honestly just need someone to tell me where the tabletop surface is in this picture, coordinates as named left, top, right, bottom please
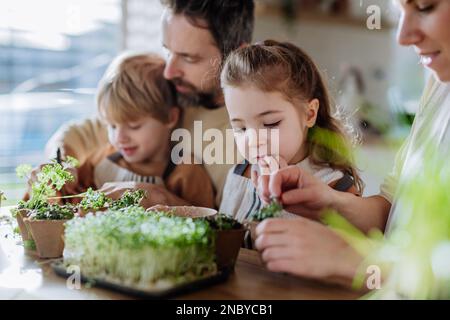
left=0, top=206, right=360, bottom=300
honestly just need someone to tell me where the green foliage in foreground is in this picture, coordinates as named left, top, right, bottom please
left=323, top=147, right=450, bottom=299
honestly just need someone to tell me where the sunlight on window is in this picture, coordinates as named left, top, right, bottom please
left=0, top=0, right=121, bottom=205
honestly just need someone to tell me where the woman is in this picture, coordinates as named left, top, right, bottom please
left=254, top=0, right=450, bottom=287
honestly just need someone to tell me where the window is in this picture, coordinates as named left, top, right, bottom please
left=0, top=0, right=122, bottom=205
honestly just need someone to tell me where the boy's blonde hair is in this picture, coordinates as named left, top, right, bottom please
left=97, top=52, right=177, bottom=124
left=221, top=40, right=363, bottom=194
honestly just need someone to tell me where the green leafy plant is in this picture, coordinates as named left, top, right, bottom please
left=16, top=157, right=79, bottom=211
left=110, top=189, right=146, bottom=210
left=64, top=206, right=216, bottom=285
left=324, top=146, right=450, bottom=299
left=79, top=188, right=146, bottom=212
left=28, top=203, right=77, bottom=220
left=250, top=200, right=283, bottom=222
left=79, top=188, right=112, bottom=211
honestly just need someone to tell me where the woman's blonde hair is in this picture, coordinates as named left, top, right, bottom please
left=221, top=40, right=363, bottom=193
left=97, top=52, right=177, bottom=124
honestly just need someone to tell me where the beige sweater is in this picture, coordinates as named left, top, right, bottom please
left=45, top=106, right=239, bottom=207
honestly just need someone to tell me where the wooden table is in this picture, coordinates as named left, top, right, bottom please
left=0, top=207, right=360, bottom=300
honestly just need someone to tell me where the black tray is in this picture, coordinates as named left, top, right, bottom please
left=51, top=259, right=230, bottom=299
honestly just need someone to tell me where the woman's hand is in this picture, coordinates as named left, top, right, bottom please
left=99, top=182, right=190, bottom=208
left=255, top=217, right=362, bottom=287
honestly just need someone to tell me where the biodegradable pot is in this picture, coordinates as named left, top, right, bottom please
left=15, top=209, right=32, bottom=242
left=148, top=205, right=217, bottom=219
left=215, top=227, right=246, bottom=271
left=24, top=219, right=67, bottom=258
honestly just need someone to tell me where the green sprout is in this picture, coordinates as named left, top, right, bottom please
left=23, top=239, right=36, bottom=250
left=16, top=158, right=79, bottom=212
left=16, top=164, right=33, bottom=179
left=64, top=207, right=216, bottom=285
left=250, top=200, right=283, bottom=222
left=28, top=203, right=76, bottom=220
left=79, top=188, right=112, bottom=211
left=324, top=145, right=450, bottom=299
left=79, top=188, right=146, bottom=212
left=110, top=189, right=146, bottom=210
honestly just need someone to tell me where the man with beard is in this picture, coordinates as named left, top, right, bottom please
left=44, top=0, right=254, bottom=207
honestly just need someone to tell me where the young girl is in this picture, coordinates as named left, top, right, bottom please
left=62, top=52, right=215, bottom=208
left=219, top=40, right=363, bottom=222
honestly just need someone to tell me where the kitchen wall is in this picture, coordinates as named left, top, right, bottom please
left=253, top=1, right=425, bottom=126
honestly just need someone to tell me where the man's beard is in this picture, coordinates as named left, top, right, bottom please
left=172, top=78, right=222, bottom=110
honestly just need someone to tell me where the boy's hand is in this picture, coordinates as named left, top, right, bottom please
left=99, top=182, right=189, bottom=208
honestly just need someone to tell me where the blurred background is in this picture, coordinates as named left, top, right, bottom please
left=0, top=0, right=427, bottom=205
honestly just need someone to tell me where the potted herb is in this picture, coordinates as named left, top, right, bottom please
left=110, top=189, right=146, bottom=210
left=245, top=200, right=283, bottom=249
left=77, top=188, right=112, bottom=216
left=206, top=214, right=246, bottom=271
left=24, top=204, right=76, bottom=258
left=13, top=157, right=79, bottom=258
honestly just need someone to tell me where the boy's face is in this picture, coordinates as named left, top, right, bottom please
left=224, top=85, right=319, bottom=167
left=162, top=10, right=223, bottom=107
left=107, top=116, right=172, bottom=164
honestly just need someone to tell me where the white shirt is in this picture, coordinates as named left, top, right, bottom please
left=380, top=77, right=450, bottom=230
left=220, top=157, right=344, bottom=223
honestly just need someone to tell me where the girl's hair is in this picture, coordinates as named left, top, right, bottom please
left=221, top=39, right=363, bottom=194
left=97, top=52, right=177, bottom=124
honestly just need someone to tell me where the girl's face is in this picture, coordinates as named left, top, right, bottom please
left=397, top=0, right=450, bottom=82
left=107, top=114, right=177, bottom=164
left=224, top=85, right=319, bottom=166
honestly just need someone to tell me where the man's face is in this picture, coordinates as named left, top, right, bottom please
left=162, top=10, right=223, bottom=107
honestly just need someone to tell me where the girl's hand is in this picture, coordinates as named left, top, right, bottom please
left=255, top=217, right=362, bottom=287
left=251, top=155, right=288, bottom=201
